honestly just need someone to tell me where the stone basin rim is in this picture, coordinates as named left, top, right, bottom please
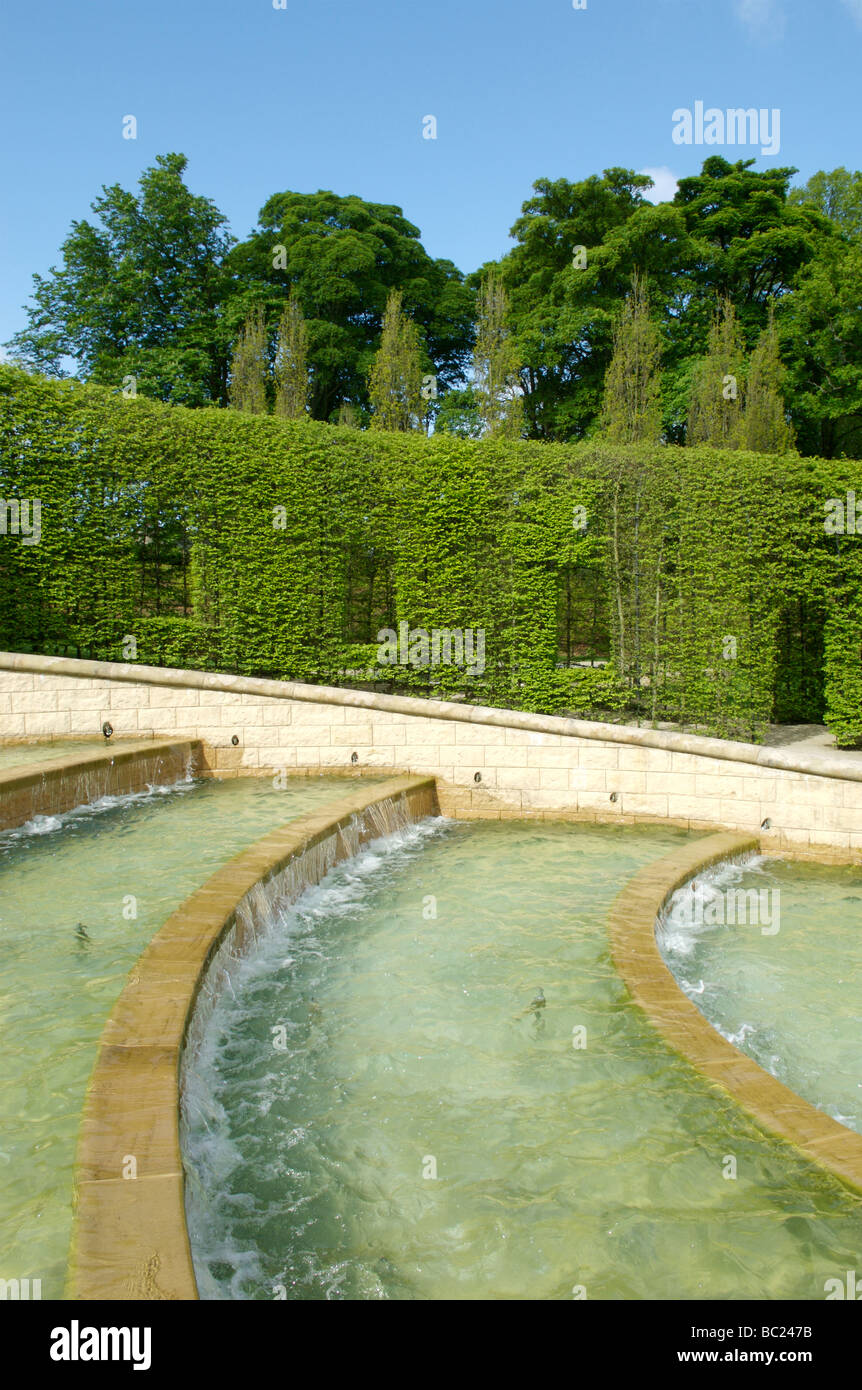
left=608, top=830, right=862, bottom=1197
left=67, top=774, right=439, bottom=1302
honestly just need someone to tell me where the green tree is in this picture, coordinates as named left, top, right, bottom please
left=229, top=307, right=268, bottom=414
left=495, top=168, right=660, bottom=440
left=273, top=296, right=309, bottom=419
left=672, top=158, right=829, bottom=320
left=662, top=157, right=830, bottom=442
left=780, top=237, right=862, bottom=457
left=573, top=193, right=701, bottom=444
left=473, top=269, right=522, bottom=438
left=687, top=298, right=747, bottom=446
left=367, top=289, right=424, bottom=431
left=228, top=191, right=474, bottom=421
left=432, top=386, right=483, bottom=438
left=600, top=273, right=663, bottom=443
left=493, top=159, right=829, bottom=446
left=789, top=168, right=862, bottom=240
left=5, top=154, right=234, bottom=405
left=740, top=303, right=795, bottom=453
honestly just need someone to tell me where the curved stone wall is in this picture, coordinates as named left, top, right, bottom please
left=58, top=777, right=862, bottom=1302
left=1, top=651, right=861, bottom=860
left=608, top=831, right=862, bottom=1195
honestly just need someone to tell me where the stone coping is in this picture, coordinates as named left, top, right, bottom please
left=67, top=774, right=439, bottom=1301
left=608, top=832, right=862, bottom=1196
left=0, top=739, right=202, bottom=832
left=3, top=650, right=862, bottom=784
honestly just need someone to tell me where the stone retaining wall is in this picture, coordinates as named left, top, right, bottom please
left=2, top=652, right=861, bottom=860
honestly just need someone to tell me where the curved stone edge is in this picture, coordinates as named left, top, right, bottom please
left=3, top=649, right=860, bottom=784
left=0, top=739, right=203, bottom=831
left=608, top=831, right=862, bottom=1196
left=66, top=774, right=440, bottom=1302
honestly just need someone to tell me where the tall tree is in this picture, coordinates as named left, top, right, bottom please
left=740, top=304, right=795, bottom=453
left=5, top=154, right=234, bottom=405
left=273, top=296, right=309, bottom=419
left=228, top=191, right=474, bottom=421
left=473, top=269, right=522, bottom=438
left=672, top=158, right=829, bottom=319
left=367, top=289, right=424, bottom=431
left=687, top=298, right=747, bottom=447
left=779, top=237, right=862, bottom=457
left=229, top=307, right=268, bottom=414
left=600, top=273, right=663, bottom=443
left=496, top=168, right=661, bottom=440
left=660, top=157, right=831, bottom=443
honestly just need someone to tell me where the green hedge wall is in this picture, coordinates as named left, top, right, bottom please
left=1, top=365, right=861, bottom=743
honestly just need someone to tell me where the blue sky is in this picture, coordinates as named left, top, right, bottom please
left=1, top=0, right=860, bottom=349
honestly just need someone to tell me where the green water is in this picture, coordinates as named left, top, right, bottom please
left=659, top=855, right=862, bottom=1135
left=0, top=772, right=371, bottom=1299
left=0, top=739, right=116, bottom=770
left=184, top=819, right=862, bottom=1302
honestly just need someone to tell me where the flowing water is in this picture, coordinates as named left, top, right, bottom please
left=183, top=820, right=862, bottom=1302
left=0, top=772, right=375, bottom=1298
left=659, top=854, right=862, bottom=1135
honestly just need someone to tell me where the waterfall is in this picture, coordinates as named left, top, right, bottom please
left=0, top=741, right=200, bottom=832
left=181, top=784, right=438, bottom=1095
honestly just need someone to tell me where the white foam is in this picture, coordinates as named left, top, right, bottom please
left=181, top=813, right=451, bottom=1296
left=1, top=775, right=196, bottom=846
left=657, top=853, right=765, bottom=959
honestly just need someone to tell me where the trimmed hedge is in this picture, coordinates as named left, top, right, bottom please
left=1, top=365, right=861, bottom=742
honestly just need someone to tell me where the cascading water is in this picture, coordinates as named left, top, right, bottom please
left=0, top=739, right=198, bottom=831
left=181, top=787, right=438, bottom=1073
left=181, top=818, right=862, bottom=1302
left=0, top=772, right=380, bottom=1298
left=3, top=772, right=196, bottom=842
left=657, top=853, right=862, bottom=1134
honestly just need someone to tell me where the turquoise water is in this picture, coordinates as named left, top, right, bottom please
left=184, top=819, right=862, bottom=1302
left=0, top=772, right=372, bottom=1299
left=659, top=854, right=862, bottom=1135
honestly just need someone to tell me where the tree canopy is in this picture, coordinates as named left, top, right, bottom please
left=227, top=190, right=474, bottom=421
left=6, top=152, right=862, bottom=455
left=7, top=153, right=234, bottom=406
